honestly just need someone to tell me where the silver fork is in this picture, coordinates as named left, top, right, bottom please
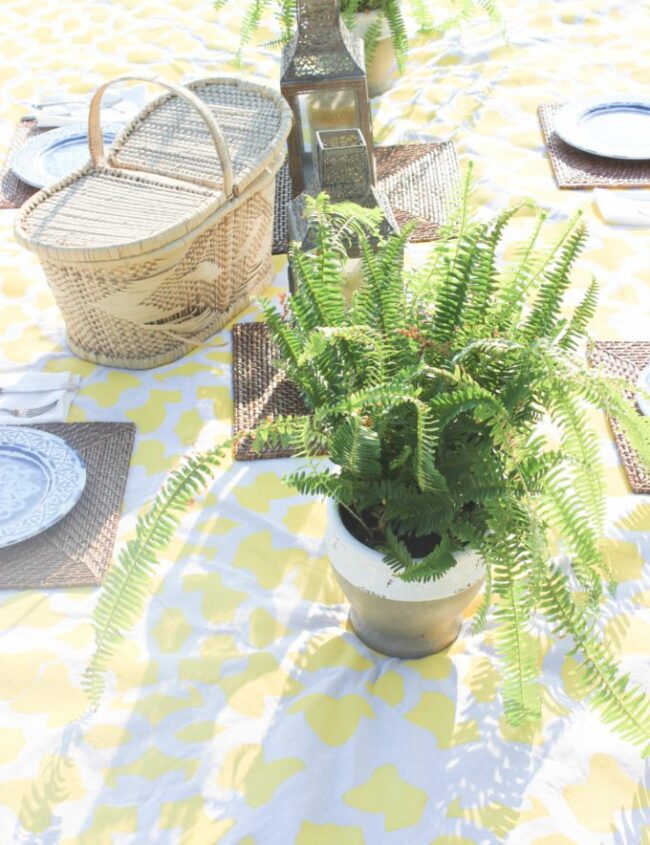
left=0, top=400, right=60, bottom=419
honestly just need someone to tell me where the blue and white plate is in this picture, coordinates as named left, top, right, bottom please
left=555, top=97, right=650, bottom=160
left=0, top=427, right=86, bottom=548
left=11, top=123, right=122, bottom=189
left=637, top=363, right=650, bottom=417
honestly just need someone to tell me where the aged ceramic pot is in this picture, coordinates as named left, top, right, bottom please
left=353, top=10, right=396, bottom=97
left=325, top=498, right=486, bottom=658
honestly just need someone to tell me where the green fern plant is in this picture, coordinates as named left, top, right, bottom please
left=85, top=181, right=649, bottom=754
left=82, top=444, right=228, bottom=707
left=214, top=0, right=501, bottom=72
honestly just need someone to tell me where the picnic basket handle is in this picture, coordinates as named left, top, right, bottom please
left=88, top=75, right=235, bottom=196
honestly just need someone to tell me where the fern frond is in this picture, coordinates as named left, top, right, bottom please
left=549, top=385, right=606, bottom=538
left=290, top=246, right=347, bottom=330
left=83, top=443, right=229, bottom=707
left=576, top=372, right=650, bottom=473
left=495, top=589, right=542, bottom=724
left=299, top=325, right=386, bottom=389
left=329, top=416, right=383, bottom=477
left=541, top=566, right=650, bottom=753
left=381, top=0, right=408, bottom=70
left=557, top=279, right=599, bottom=351
left=408, top=0, right=433, bottom=30
left=491, top=544, right=542, bottom=725
left=382, top=528, right=457, bottom=582
left=362, top=14, right=384, bottom=64
left=286, top=467, right=355, bottom=503
left=275, top=0, right=296, bottom=42
left=429, top=220, right=486, bottom=345
left=382, top=490, right=453, bottom=536
left=521, top=221, right=589, bottom=342
left=542, top=469, right=604, bottom=603
left=460, top=205, right=522, bottom=334
left=471, top=559, right=492, bottom=634
left=235, top=0, right=274, bottom=65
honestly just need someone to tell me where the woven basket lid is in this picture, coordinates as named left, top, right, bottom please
left=15, top=77, right=292, bottom=263
left=110, top=79, right=291, bottom=192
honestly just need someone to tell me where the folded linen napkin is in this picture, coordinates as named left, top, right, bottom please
left=594, top=189, right=650, bottom=227
left=0, top=372, right=80, bottom=424
left=29, top=86, right=146, bottom=129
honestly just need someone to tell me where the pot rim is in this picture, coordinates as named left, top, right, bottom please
left=325, top=498, right=486, bottom=603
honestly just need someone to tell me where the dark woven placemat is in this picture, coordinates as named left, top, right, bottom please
left=232, top=322, right=310, bottom=460
left=590, top=342, right=650, bottom=494
left=272, top=141, right=459, bottom=253
left=272, top=159, right=292, bottom=255
left=0, top=422, right=136, bottom=588
left=0, top=119, right=47, bottom=209
left=538, top=105, right=650, bottom=190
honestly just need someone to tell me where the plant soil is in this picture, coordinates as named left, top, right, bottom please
left=339, top=504, right=442, bottom=558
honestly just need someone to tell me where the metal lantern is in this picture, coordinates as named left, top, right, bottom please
left=287, top=128, right=398, bottom=292
left=280, top=0, right=375, bottom=196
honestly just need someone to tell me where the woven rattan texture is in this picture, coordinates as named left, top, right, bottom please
left=272, top=160, right=293, bottom=255
left=110, top=81, right=286, bottom=190
left=16, top=78, right=292, bottom=369
left=271, top=141, right=459, bottom=253
left=40, top=181, right=275, bottom=368
left=232, top=322, right=310, bottom=460
left=24, top=168, right=216, bottom=249
left=0, top=119, right=45, bottom=209
left=0, top=422, right=136, bottom=589
left=538, top=104, right=650, bottom=189
left=590, top=342, right=650, bottom=494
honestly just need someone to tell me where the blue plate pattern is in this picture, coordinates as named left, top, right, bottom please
left=11, top=123, right=122, bottom=189
left=0, top=427, right=86, bottom=548
left=555, top=97, right=650, bottom=160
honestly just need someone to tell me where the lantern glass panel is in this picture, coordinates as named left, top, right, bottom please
left=296, top=89, right=359, bottom=187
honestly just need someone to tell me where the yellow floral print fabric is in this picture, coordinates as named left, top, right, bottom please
left=0, top=0, right=648, bottom=842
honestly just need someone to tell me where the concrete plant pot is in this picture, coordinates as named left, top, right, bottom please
left=325, top=498, right=485, bottom=658
left=353, top=10, right=397, bottom=97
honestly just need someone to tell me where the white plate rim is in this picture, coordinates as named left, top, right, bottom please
left=11, top=122, right=122, bottom=189
left=555, top=96, right=650, bottom=160
left=0, top=426, right=86, bottom=548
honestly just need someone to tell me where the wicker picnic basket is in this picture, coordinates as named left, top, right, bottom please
left=15, top=76, right=293, bottom=369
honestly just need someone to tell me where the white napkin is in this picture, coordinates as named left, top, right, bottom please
left=30, top=86, right=146, bottom=129
left=0, top=373, right=80, bottom=425
left=594, top=189, right=650, bottom=227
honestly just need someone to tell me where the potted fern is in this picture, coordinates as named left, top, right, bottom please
left=216, top=0, right=501, bottom=96
left=345, top=0, right=501, bottom=95
left=85, top=186, right=650, bottom=752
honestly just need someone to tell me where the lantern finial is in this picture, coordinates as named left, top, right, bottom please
left=282, top=0, right=365, bottom=81
left=296, top=0, right=341, bottom=40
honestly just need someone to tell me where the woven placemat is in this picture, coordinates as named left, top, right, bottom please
left=272, top=159, right=292, bottom=255
left=590, top=342, right=650, bottom=494
left=0, top=422, right=136, bottom=588
left=538, top=105, right=650, bottom=190
left=232, top=322, right=310, bottom=460
left=272, top=141, right=459, bottom=254
left=0, top=119, right=47, bottom=209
